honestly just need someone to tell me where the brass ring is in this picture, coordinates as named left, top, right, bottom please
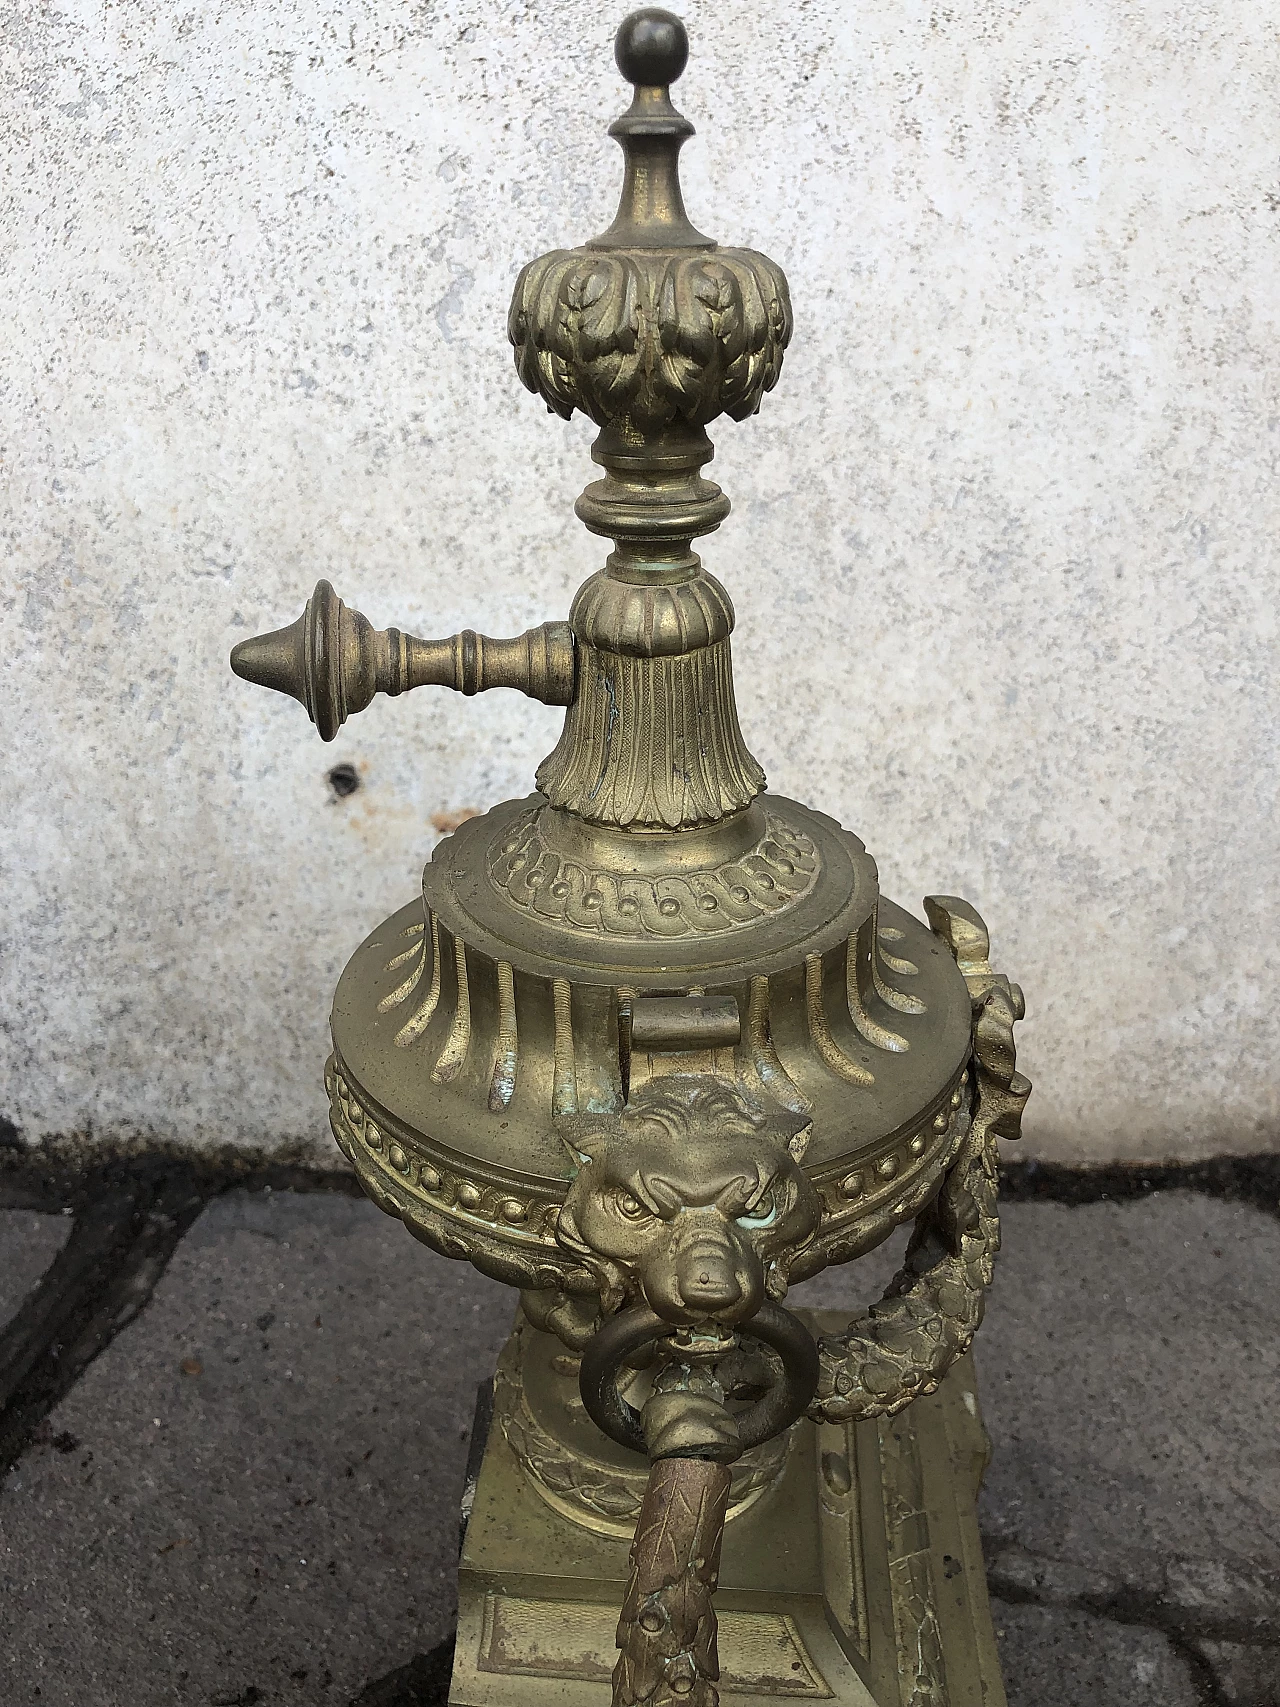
left=304, top=578, right=344, bottom=742
left=579, top=1302, right=820, bottom=1459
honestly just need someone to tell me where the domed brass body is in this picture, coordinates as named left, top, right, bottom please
left=328, top=803, right=974, bottom=1292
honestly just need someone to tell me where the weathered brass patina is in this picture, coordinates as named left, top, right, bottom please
left=232, top=11, right=1030, bottom=1706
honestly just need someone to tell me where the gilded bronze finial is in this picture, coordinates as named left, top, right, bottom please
left=594, top=8, right=708, bottom=250
left=231, top=12, right=1031, bottom=1707
left=510, top=8, right=790, bottom=564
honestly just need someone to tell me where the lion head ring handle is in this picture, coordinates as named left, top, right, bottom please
left=579, top=1300, right=820, bottom=1460
left=230, top=579, right=576, bottom=741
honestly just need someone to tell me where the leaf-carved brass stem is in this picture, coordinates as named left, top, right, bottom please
left=614, top=1454, right=732, bottom=1707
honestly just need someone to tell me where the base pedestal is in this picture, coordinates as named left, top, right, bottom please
left=451, top=1311, right=1005, bottom=1707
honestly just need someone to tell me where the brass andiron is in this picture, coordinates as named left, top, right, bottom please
left=232, top=12, right=1031, bottom=1706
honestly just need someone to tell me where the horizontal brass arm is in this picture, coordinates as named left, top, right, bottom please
left=229, top=579, right=575, bottom=741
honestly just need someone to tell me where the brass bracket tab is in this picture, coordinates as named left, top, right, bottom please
left=629, top=996, right=741, bottom=1052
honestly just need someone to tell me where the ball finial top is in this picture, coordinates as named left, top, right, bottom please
left=615, top=8, right=688, bottom=88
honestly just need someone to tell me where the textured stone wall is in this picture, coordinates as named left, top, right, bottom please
left=5, top=0, right=1278, bottom=1161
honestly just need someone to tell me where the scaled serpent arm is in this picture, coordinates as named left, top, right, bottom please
left=808, top=898, right=1031, bottom=1427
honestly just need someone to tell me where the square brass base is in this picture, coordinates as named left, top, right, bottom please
left=451, top=1311, right=1005, bottom=1707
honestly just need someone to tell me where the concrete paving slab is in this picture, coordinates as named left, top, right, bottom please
left=0, top=1210, right=71, bottom=1329
left=1188, top=1639, right=1280, bottom=1707
left=974, top=1193, right=1280, bottom=1579
left=1, top=1183, right=1277, bottom=1706
left=0, top=1188, right=514, bottom=1707
left=989, top=1602, right=1201, bottom=1706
